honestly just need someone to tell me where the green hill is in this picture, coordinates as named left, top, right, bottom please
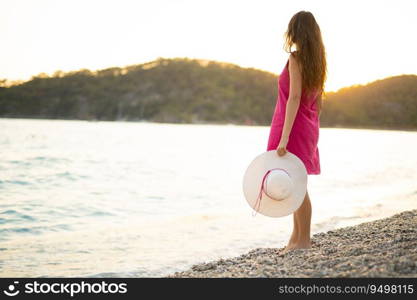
left=0, top=57, right=416, bottom=129
left=321, top=75, right=417, bottom=129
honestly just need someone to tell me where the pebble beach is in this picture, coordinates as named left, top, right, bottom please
left=168, top=209, right=417, bottom=278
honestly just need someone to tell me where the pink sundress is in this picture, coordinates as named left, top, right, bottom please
left=266, top=58, right=321, bottom=175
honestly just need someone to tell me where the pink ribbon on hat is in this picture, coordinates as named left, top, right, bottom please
left=252, top=167, right=291, bottom=217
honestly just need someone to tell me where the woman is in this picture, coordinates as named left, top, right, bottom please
left=266, top=11, right=327, bottom=253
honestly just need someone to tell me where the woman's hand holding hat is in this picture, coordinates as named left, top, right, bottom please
left=277, top=136, right=289, bottom=157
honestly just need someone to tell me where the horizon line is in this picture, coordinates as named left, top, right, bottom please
left=1, top=56, right=416, bottom=93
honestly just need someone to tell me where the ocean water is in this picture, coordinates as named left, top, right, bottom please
left=0, top=118, right=416, bottom=277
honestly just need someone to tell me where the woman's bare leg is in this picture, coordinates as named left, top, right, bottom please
left=283, top=190, right=312, bottom=252
left=288, top=211, right=300, bottom=244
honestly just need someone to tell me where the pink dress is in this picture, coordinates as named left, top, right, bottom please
left=266, top=58, right=321, bottom=175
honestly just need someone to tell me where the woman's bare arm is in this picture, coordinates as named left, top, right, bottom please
left=277, top=53, right=302, bottom=156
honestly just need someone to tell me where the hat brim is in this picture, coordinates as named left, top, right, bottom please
left=242, top=151, right=307, bottom=217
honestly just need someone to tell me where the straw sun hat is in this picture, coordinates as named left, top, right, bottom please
left=242, top=150, right=307, bottom=217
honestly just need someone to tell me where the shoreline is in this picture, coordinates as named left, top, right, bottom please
left=1, top=117, right=417, bottom=132
left=167, top=209, right=417, bottom=278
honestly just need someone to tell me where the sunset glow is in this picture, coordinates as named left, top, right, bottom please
left=1, top=0, right=416, bottom=91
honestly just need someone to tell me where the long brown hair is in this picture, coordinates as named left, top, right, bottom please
left=284, top=11, right=327, bottom=109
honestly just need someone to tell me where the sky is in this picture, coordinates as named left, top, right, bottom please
left=0, top=0, right=416, bottom=92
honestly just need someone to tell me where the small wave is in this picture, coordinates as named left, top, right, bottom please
left=6, top=156, right=70, bottom=166
left=55, top=171, right=77, bottom=180
left=0, top=227, right=32, bottom=234
left=54, top=171, right=89, bottom=181
left=89, top=211, right=115, bottom=217
left=1, top=209, right=19, bottom=215
left=313, top=215, right=362, bottom=232
left=87, top=268, right=150, bottom=278
left=32, top=156, right=48, bottom=161
left=0, top=209, right=37, bottom=222
left=31, top=156, right=71, bottom=163
left=1, top=180, right=31, bottom=185
left=0, top=223, right=72, bottom=240
left=7, top=160, right=25, bottom=164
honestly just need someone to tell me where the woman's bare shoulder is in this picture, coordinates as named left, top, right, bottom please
left=288, top=51, right=301, bottom=69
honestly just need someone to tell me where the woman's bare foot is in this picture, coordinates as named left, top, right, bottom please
left=278, top=191, right=313, bottom=255
left=280, top=241, right=312, bottom=254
